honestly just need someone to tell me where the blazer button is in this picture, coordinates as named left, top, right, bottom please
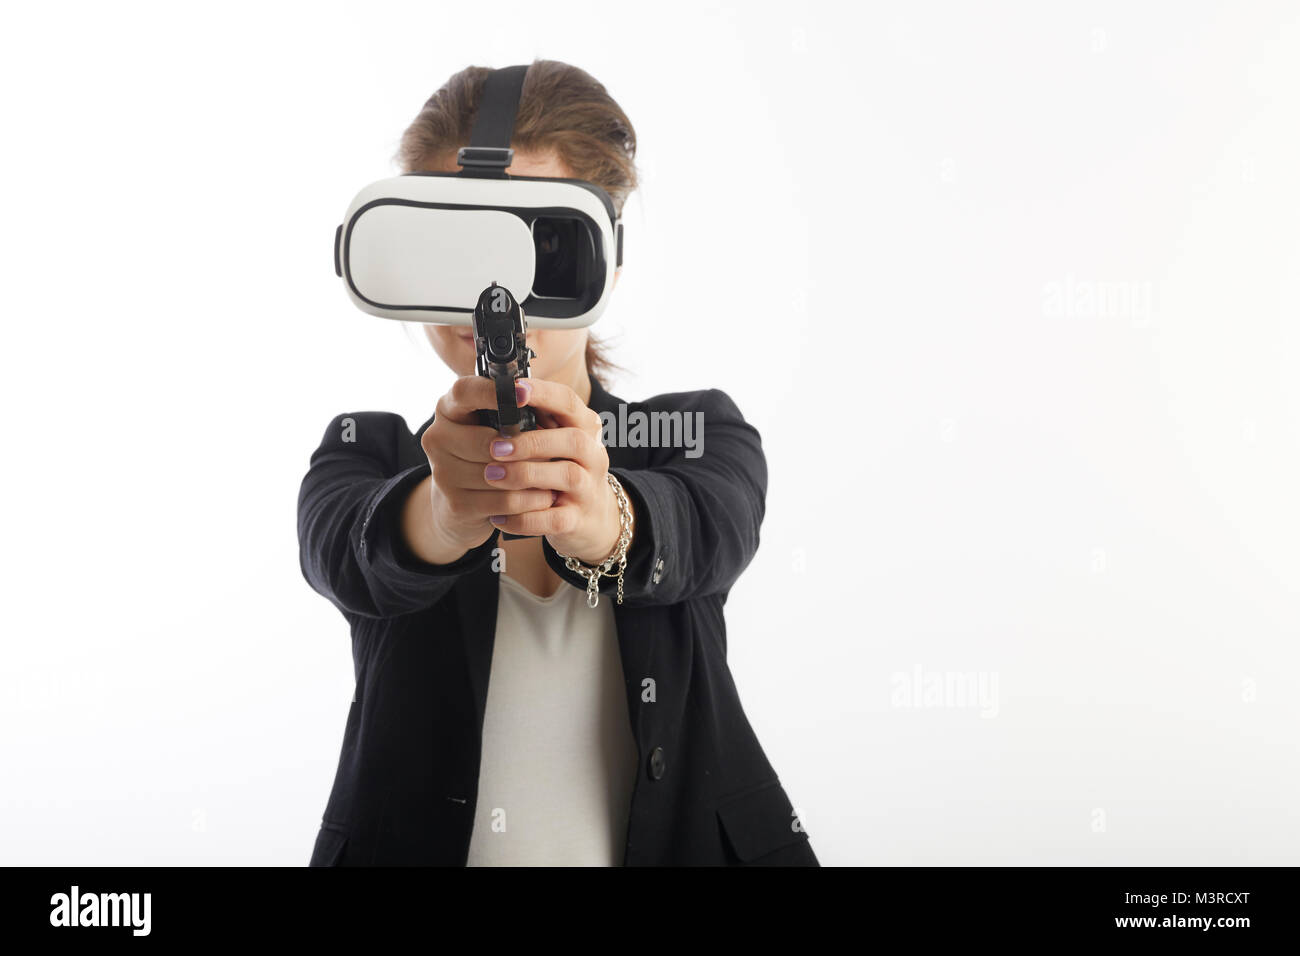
left=647, top=746, right=666, bottom=780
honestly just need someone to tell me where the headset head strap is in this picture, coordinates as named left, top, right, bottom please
left=457, top=64, right=529, bottom=178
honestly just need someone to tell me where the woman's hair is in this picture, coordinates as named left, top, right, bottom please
left=394, top=59, right=638, bottom=388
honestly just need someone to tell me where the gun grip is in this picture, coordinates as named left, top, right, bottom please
left=475, top=406, right=538, bottom=432
left=477, top=399, right=538, bottom=541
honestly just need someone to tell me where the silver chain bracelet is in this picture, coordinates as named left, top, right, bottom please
left=555, top=472, right=634, bottom=607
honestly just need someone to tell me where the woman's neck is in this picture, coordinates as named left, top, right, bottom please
left=546, top=350, right=592, bottom=406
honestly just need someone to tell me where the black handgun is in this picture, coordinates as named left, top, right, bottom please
left=472, top=282, right=537, bottom=540
left=473, top=281, right=537, bottom=434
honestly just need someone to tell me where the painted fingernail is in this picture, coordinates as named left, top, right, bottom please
left=489, top=515, right=506, bottom=524
left=485, top=464, right=506, bottom=480
left=491, top=439, right=513, bottom=457
left=515, top=379, right=531, bottom=403
left=551, top=491, right=560, bottom=504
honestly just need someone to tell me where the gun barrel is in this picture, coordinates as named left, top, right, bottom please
left=472, top=282, right=536, bottom=434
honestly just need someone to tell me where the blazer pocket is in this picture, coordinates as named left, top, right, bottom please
left=714, top=779, right=810, bottom=864
left=308, top=822, right=349, bottom=867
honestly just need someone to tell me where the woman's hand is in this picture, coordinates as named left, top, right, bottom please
left=402, top=375, right=558, bottom=565
left=482, top=377, right=632, bottom=564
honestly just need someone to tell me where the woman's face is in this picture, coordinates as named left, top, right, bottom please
left=421, top=148, right=617, bottom=379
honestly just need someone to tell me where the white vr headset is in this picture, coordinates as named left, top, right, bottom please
left=332, top=63, right=624, bottom=329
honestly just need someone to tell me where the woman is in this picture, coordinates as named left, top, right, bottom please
left=298, top=59, right=817, bottom=866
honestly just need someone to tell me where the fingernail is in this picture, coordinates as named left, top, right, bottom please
left=489, top=515, right=506, bottom=524
left=551, top=490, right=560, bottom=504
left=485, top=464, right=506, bottom=480
left=515, top=379, right=531, bottom=403
left=491, top=439, right=513, bottom=457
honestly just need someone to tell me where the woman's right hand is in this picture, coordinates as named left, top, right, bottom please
left=401, top=375, right=556, bottom=565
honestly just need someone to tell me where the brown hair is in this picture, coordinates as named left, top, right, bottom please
left=394, top=59, right=638, bottom=388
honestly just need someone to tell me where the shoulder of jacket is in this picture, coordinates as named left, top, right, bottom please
left=311, top=410, right=420, bottom=460
left=621, top=387, right=745, bottom=419
left=603, top=387, right=759, bottom=470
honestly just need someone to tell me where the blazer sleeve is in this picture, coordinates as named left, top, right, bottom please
left=297, top=411, right=501, bottom=620
left=542, top=388, right=767, bottom=607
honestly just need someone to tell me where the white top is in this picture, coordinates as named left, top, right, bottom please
left=465, top=572, right=639, bottom=866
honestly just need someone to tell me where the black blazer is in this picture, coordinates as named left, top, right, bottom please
left=297, top=373, right=818, bottom=866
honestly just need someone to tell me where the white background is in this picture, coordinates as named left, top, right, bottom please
left=1, top=0, right=1297, bottom=866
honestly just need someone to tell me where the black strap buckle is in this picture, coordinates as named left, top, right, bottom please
left=457, top=145, right=514, bottom=175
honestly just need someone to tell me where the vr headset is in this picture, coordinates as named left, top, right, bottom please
left=331, top=63, right=624, bottom=329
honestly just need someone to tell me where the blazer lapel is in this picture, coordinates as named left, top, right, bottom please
left=452, top=555, right=500, bottom=736
left=586, top=376, right=658, bottom=749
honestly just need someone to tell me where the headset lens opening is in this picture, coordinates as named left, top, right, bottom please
left=531, top=217, right=583, bottom=299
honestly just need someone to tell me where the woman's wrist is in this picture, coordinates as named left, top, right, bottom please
left=571, top=474, right=634, bottom=564
left=402, top=475, right=480, bottom=566
left=553, top=473, right=636, bottom=607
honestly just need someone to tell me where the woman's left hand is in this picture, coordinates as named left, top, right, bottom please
left=483, top=377, right=630, bottom=564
